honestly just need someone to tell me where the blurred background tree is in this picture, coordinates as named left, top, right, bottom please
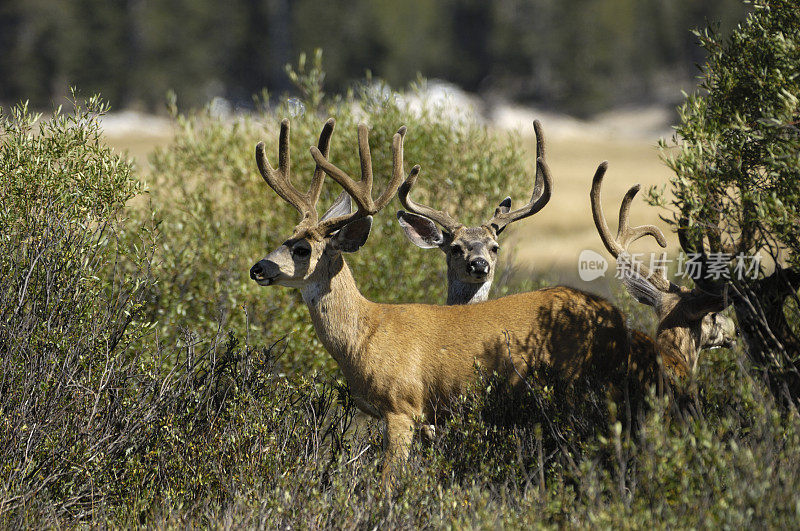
left=0, top=0, right=746, bottom=116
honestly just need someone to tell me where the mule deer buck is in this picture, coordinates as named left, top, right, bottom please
left=396, top=120, right=551, bottom=304
left=249, top=119, right=631, bottom=487
left=590, top=161, right=737, bottom=393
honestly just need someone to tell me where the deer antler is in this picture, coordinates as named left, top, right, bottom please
left=398, top=120, right=552, bottom=235
left=398, top=167, right=462, bottom=233
left=590, top=161, right=673, bottom=292
left=674, top=186, right=759, bottom=301
left=487, top=120, right=553, bottom=235
left=256, top=118, right=335, bottom=229
left=677, top=214, right=736, bottom=298
left=311, top=123, right=410, bottom=233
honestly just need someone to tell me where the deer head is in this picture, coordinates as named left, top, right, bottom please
left=249, top=118, right=410, bottom=293
left=395, top=120, right=552, bottom=304
left=590, top=162, right=737, bottom=373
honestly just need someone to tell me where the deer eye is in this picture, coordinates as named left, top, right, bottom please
left=292, top=245, right=311, bottom=258
left=491, top=245, right=500, bottom=254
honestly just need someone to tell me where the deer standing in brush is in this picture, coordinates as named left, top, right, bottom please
left=589, top=162, right=737, bottom=394
left=249, top=119, right=632, bottom=486
left=396, top=120, right=551, bottom=305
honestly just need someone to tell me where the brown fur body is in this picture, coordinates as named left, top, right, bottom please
left=302, top=255, right=629, bottom=424
left=256, top=239, right=632, bottom=484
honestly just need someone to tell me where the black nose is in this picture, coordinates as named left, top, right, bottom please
left=469, top=258, right=489, bottom=275
left=250, top=262, right=264, bottom=280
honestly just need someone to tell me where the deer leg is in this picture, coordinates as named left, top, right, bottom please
left=381, top=412, right=415, bottom=491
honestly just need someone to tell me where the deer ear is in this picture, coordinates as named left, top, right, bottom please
left=495, top=197, right=512, bottom=216
left=492, top=197, right=513, bottom=235
left=330, top=216, right=372, bottom=253
left=617, top=259, right=664, bottom=309
left=396, top=211, right=445, bottom=248
left=320, top=192, right=352, bottom=222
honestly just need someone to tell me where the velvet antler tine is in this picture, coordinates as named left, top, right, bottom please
left=624, top=225, right=668, bottom=248
left=256, top=141, right=302, bottom=215
left=590, top=161, right=620, bottom=256
left=255, top=141, right=274, bottom=182
left=617, top=184, right=636, bottom=237
left=678, top=215, right=729, bottom=293
left=357, top=123, right=373, bottom=196
left=397, top=166, right=462, bottom=232
left=728, top=196, right=756, bottom=256
left=488, top=120, right=553, bottom=233
left=530, top=156, right=553, bottom=214
left=617, top=185, right=667, bottom=249
left=278, top=118, right=291, bottom=177
left=374, top=126, right=408, bottom=210
left=533, top=119, right=546, bottom=166
left=309, top=118, right=336, bottom=208
left=677, top=216, right=704, bottom=257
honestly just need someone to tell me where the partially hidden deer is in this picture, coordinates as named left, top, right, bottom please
left=396, top=120, right=551, bottom=305
left=249, top=118, right=633, bottom=486
left=590, top=161, right=737, bottom=394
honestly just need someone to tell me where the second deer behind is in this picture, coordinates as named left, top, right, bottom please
left=396, top=120, right=552, bottom=305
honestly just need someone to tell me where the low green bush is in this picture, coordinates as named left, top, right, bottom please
left=0, top=95, right=154, bottom=521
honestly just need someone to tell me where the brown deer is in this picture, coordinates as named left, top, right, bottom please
left=249, top=118, right=632, bottom=486
left=589, top=161, right=737, bottom=393
left=396, top=120, right=551, bottom=304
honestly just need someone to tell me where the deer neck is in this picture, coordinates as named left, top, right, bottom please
left=447, top=271, right=491, bottom=305
left=655, top=326, right=699, bottom=376
left=300, top=253, right=371, bottom=369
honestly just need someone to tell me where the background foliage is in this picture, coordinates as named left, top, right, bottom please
left=0, top=0, right=746, bottom=116
left=659, top=0, right=799, bottom=267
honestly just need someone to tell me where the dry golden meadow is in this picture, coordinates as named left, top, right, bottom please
left=105, top=118, right=680, bottom=287
left=510, top=133, right=678, bottom=276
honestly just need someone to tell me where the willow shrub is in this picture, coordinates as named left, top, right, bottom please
left=656, top=0, right=800, bottom=264
left=0, top=95, right=158, bottom=521
left=653, top=0, right=800, bottom=398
